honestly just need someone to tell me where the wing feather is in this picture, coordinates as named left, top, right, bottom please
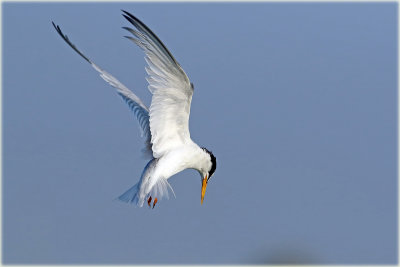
left=122, top=11, right=194, bottom=158
left=52, top=22, right=152, bottom=156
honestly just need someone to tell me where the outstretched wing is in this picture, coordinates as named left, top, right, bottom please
left=52, top=22, right=152, bottom=156
left=122, top=11, right=194, bottom=158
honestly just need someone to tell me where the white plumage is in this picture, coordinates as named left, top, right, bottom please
left=53, top=10, right=216, bottom=208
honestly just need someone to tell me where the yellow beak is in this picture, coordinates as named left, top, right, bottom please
left=201, top=175, right=208, bottom=205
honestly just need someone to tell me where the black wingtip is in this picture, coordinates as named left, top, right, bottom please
left=51, top=21, right=59, bottom=33
left=52, top=21, right=62, bottom=37
left=121, top=10, right=134, bottom=21
left=51, top=21, right=91, bottom=64
left=52, top=22, right=64, bottom=38
left=121, top=11, right=145, bottom=30
left=122, top=14, right=133, bottom=25
left=121, top=9, right=134, bottom=19
left=120, top=10, right=178, bottom=65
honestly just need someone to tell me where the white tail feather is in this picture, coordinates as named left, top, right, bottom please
left=117, top=158, right=175, bottom=207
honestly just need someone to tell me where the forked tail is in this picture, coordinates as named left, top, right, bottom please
left=117, top=158, right=175, bottom=207
left=118, top=182, right=140, bottom=204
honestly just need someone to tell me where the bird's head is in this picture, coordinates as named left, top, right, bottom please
left=200, top=147, right=217, bottom=205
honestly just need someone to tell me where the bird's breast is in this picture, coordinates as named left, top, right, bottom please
left=154, top=146, right=201, bottom=179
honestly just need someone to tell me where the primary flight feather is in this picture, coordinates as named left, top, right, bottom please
left=52, top=10, right=217, bottom=208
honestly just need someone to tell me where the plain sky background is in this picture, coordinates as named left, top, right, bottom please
left=2, top=2, right=398, bottom=265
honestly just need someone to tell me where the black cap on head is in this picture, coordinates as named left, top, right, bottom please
left=202, top=147, right=217, bottom=179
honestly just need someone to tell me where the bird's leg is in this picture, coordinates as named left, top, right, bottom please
left=152, top=198, right=158, bottom=209
left=147, top=196, right=152, bottom=207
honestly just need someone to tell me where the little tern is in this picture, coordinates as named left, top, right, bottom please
left=52, top=10, right=216, bottom=208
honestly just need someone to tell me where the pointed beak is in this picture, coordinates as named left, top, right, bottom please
left=201, top=174, right=208, bottom=205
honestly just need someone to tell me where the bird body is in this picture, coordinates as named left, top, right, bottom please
left=53, top=10, right=216, bottom=208
left=120, top=143, right=213, bottom=206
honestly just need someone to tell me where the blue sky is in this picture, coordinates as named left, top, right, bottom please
left=2, top=2, right=397, bottom=264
